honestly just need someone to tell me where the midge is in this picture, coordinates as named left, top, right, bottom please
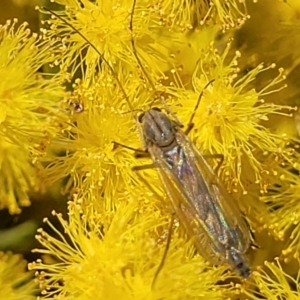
left=42, top=0, right=252, bottom=279
left=135, top=106, right=252, bottom=278
left=124, top=0, right=252, bottom=278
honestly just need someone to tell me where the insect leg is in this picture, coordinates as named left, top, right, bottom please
left=132, top=164, right=155, bottom=171
left=250, top=242, right=259, bottom=249
left=184, top=122, right=194, bottom=136
left=184, top=79, right=215, bottom=134
left=151, top=213, right=174, bottom=290
left=112, top=141, right=148, bottom=156
left=133, top=163, right=176, bottom=287
left=203, top=154, right=224, bottom=174
left=134, top=152, right=151, bottom=159
left=243, top=215, right=259, bottom=249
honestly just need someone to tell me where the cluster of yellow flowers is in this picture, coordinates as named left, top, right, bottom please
left=1, top=0, right=300, bottom=299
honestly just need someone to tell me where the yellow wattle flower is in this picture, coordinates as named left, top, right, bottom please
left=29, top=197, right=239, bottom=300
left=42, top=0, right=172, bottom=80
left=259, top=159, right=300, bottom=257
left=241, top=258, right=300, bottom=299
left=42, top=72, right=154, bottom=210
left=43, top=0, right=248, bottom=85
left=0, top=137, right=37, bottom=213
left=0, top=251, right=36, bottom=300
left=0, top=19, right=66, bottom=213
left=158, top=0, right=249, bottom=30
left=16, top=0, right=300, bottom=299
left=152, top=41, right=298, bottom=227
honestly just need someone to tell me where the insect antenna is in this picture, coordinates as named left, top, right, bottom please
left=129, top=0, right=183, bottom=126
left=120, top=108, right=143, bottom=116
left=40, top=6, right=134, bottom=114
left=129, top=0, right=155, bottom=94
left=186, top=79, right=215, bottom=133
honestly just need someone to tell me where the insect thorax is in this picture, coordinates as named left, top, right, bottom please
left=142, top=109, right=178, bottom=150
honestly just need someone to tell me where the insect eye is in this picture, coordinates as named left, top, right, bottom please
left=138, top=112, right=145, bottom=123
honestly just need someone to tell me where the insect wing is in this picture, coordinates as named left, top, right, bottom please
left=177, top=132, right=251, bottom=254
left=148, top=145, right=224, bottom=264
left=191, top=138, right=249, bottom=248
left=149, top=130, right=251, bottom=270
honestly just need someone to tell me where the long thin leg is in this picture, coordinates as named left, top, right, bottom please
left=112, top=141, right=149, bottom=158
left=133, top=170, right=174, bottom=288
left=204, top=154, right=224, bottom=174
left=128, top=0, right=183, bottom=126
left=132, top=164, right=155, bottom=171
left=134, top=152, right=151, bottom=159
left=184, top=122, right=194, bottom=136
left=243, top=216, right=260, bottom=249
left=184, top=79, right=215, bottom=135
left=151, top=214, right=174, bottom=290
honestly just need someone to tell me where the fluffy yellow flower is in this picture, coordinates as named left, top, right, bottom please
left=26, top=2, right=300, bottom=299
left=0, top=137, right=37, bottom=213
left=166, top=43, right=296, bottom=196
left=0, top=19, right=64, bottom=154
left=234, top=0, right=300, bottom=77
left=29, top=196, right=240, bottom=300
left=42, top=0, right=244, bottom=84
left=0, top=19, right=66, bottom=213
left=41, top=2, right=296, bottom=236
left=241, top=258, right=300, bottom=299
left=158, top=0, right=249, bottom=30
left=0, top=251, right=36, bottom=300
left=41, top=0, right=174, bottom=79
left=42, top=72, right=153, bottom=210
left=259, top=158, right=300, bottom=257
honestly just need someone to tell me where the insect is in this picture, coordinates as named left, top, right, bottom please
left=126, top=0, right=252, bottom=278
left=43, top=0, right=252, bottom=279
left=136, top=107, right=251, bottom=278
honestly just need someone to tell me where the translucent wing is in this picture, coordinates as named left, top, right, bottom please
left=177, top=131, right=250, bottom=254
left=148, top=130, right=250, bottom=269
left=149, top=145, right=225, bottom=264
